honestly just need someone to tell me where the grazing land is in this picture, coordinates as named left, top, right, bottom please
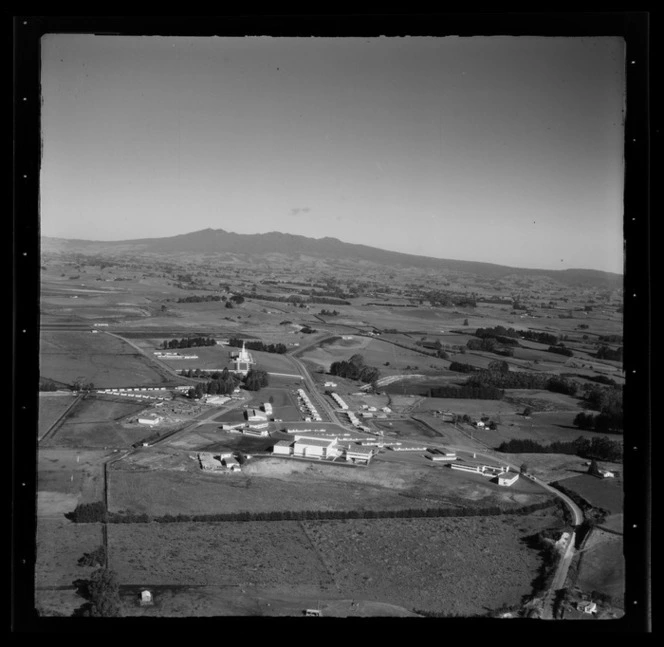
left=573, top=528, right=625, bottom=608
left=557, top=473, right=623, bottom=513
left=42, top=397, right=152, bottom=448
left=40, top=330, right=168, bottom=387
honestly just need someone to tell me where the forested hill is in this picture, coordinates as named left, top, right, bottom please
left=41, top=228, right=622, bottom=289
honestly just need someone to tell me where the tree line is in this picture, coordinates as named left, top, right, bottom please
left=496, top=435, right=623, bottom=462
left=68, top=498, right=558, bottom=525
left=161, top=336, right=216, bottom=349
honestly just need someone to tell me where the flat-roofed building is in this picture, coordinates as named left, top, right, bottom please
left=293, top=436, right=339, bottom=459
left=246, top=408, right=268, bottom=422
left=497, top=471, right=519, bottom=486
left=345, top=445, right=374, bottom=464
left=273, top=440, right=294, bottom=456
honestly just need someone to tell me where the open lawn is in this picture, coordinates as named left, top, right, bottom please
left=39, top=330, right=168, bottom=387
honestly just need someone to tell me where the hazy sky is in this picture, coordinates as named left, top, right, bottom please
left=40, top=35, right=625, bottom=273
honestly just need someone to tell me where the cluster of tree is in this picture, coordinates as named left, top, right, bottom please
left=279, top=320, right=293, bottom=325
left=547, top=345, right=574, bottom=357
left=243, top=367, right=269, bottom=391
left=595, top=345, right=623, bottom=361
left=573, top=411, right=622, bottom=434
left=187, top=368, right=242, bottom=398
left=426, top=385, right=504, bottom=400
left=104, top=498, right=557, bottom=525
left=468, top=335, right=518, bottom=355
left=584, top=374, right=619, bottom=386
left=329, top=354, right=380, bottom=384
left=497, top=435, right=622, bottom=462
left=161, top=336, right=216, bottom=349
left=77, top=545, right=106, bottom=568
left=71, top=380, right=95, bottom=392
left=521, top=330, right=559, bottom=345
left=599, top=334, right=622, bottom=343
left=300, top=325, right=317, bottom=334
left=76, top=568, right=122, bottom=617
left=176, top=295, right=224, bottom=303
left=579, top=384, right=623, bottom=431
left=39, top=379, right=60, bottom=391
left=319, top=309, right=340, bottom=316
left=449, top=361, right=477, bottom=373
left=66, top=501, right=107, bottom=523
left=227, top=338, right=287, bottom=354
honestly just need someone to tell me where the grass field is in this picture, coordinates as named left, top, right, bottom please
left=44, top=397, right=153, bottom=448
left=39, top=330, right=168, bottom=387
left=37, top=448, right=112, bottom=515
left=108, top=451, right=552, bottom=518
left=38, top=393, right=79, bottom=438
left=35, top=519, right=103, bottom=587
left=299, top=336, right=449, bottom=376
left=103, top=509, right=563, bottom=616
left=558, top=473, right=623, bottom=513
left=573, top=528, right=624, bottom=607
left=303, top=512, right=563, bottom=615
left=108, top=521, right=333, bottom=587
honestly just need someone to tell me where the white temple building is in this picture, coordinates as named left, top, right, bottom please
left=231, top=341, right=254, bottom=376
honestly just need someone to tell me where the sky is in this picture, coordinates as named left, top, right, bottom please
left=40, top=35, right=626, bottom=273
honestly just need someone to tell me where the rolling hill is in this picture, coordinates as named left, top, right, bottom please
left=41, top=228, right=622, bottom=289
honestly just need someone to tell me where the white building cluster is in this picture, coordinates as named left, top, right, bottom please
left=329, top=392, right=348, bottom=410
left=272, top=435, right=374, bottom=465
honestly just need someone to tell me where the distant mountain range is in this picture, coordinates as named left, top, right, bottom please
left=41, top=228, right=623, bottom=289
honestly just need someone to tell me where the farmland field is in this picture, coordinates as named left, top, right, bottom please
left=108, top=521, right=333, bottom=587
left=303, top=513, right=562, bottom=615
left=105, top=510, right=563, bottom=616
left=39, top=330, right=168, bottom=387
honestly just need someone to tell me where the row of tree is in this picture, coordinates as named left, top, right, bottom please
left=228, top=338, right=288, bottom=354
left=78, top=498, right=558, bottom=525
left=465, top=370, right=579, bottom=396
left=496, top=435, right=623, bottom=462
left=427, top=385, right=504, bottom=400
left=161, top=336, right=216, bottom=349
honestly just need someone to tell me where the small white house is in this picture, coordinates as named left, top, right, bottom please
left=140, top=590, right=153, bottom=605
